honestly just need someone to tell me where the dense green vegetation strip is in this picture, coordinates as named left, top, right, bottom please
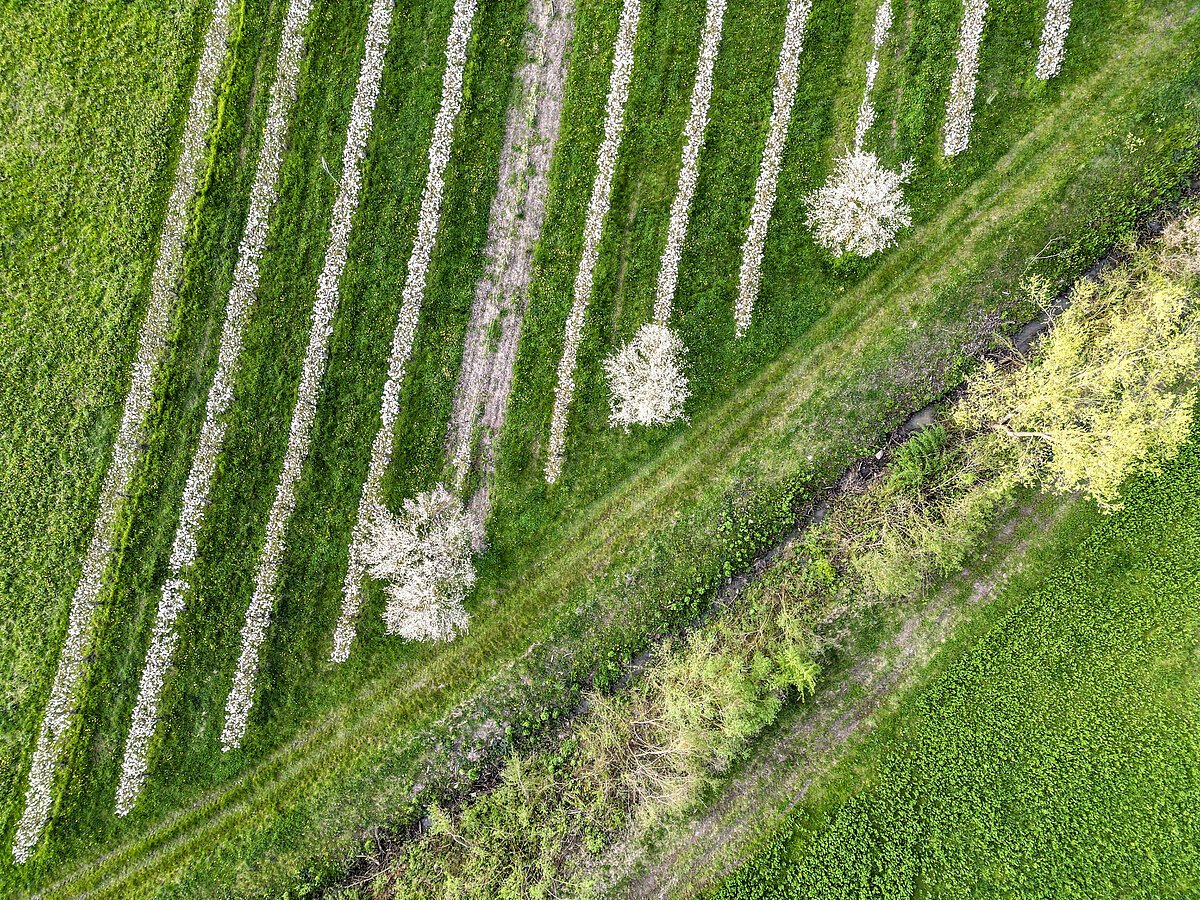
left=712, top=426, right=1200, bottom=900
left=25, top=6, right=1200, bottom=896
left=0, top=0, right=210, bottom=865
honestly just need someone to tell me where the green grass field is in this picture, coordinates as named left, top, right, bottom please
left=711, top=423, right=1200, bottom=900
left=2, top=0, right=1199, bottom=895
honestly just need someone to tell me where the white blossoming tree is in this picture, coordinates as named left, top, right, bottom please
left=362, top=485, right=480, bottom=642
left=604, top=323, right=690, bottom=430
left=806, top=0, right=911, bottom=259
left=806, top=152, right=913, bottom=259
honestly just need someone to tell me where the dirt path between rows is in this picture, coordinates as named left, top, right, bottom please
left=445, top=0, right=575, bottom=520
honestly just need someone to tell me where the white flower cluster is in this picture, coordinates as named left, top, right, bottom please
left=651, top=0, right=726, bottom=327
left=220, top=0, right=397, bottom=751
left=605, top=0, right=725, bottom=430
left=854, top=0, right=893, bottom=154
left=1035, top=0, right=1072, bottom=80
left=807, top=0, right=908, bottom=259
left=604, top=323, right=690, bottom=429
left=331, top=0, right=477, bottom=665
left=806, top=150, right=912, bottom=258
left=363, top=485, right=480, bottom=642
left=114, top=0, right=314, bottom=811
left=734, top=0, right=813, bottom=338
left=12, top=0, right=235, bottom=861
left=943, top=0, right=988, bottom=157
left=544, top=0, right=642, bottom=484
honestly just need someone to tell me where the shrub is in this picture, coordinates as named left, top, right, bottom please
left=603, top=322, right=691, bottom=429
left=956, top=260, right=1199, bottom=509
left=888, top=424, right=950, bottom=491
left=363, top=485, right=480, bottom=643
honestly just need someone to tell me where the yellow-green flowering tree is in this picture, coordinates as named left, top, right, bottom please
left=956, top=238, right=1199, bottom=510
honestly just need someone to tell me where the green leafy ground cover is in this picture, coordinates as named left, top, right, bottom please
left=712, top=427, right=1200, bottom=900
left=2, top=0, right=1199, bottom=896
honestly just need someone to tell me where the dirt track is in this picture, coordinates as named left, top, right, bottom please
left=445, top=0, right=575, bottom=520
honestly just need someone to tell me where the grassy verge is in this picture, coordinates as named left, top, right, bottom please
left=711, top=424, right=1200, bottom=899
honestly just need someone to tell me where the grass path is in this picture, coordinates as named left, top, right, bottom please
left=29, top=6, right=1200, bottom=896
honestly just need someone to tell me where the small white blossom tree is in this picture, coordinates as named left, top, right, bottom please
left=604, top=322, right=690, bottom=429
left=545, top=0, right=642, bottom=482
left=362, top=485, right=480, bottom=642
left=806, top=0, right=911, bottom=259
left=806, top=151, right=913, bottom=258
left=603, top=0, right=725, bottom=430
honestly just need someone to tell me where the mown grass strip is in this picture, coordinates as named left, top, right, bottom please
left=10, top=0, right=236, bottom=862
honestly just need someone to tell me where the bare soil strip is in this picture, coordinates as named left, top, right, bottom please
left=445, top=0, right=576, bottom=519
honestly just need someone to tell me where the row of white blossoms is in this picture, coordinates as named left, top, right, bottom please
left=221, top=0, right=400, bottom=750
left=332, top=0, right=480, bottom=665
left=546, top=0, right=1078, bottom=478
left=544, top=0, right=642, bottom=483
left=603, top=0, right=727, bottom=430
left=116, top=0, right=314, bottom=815
left=12, top=0, right=237, bottom=860
left=947, top=0, right=1075, bottom=155
left=734, top=0, right=814, bottom=337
